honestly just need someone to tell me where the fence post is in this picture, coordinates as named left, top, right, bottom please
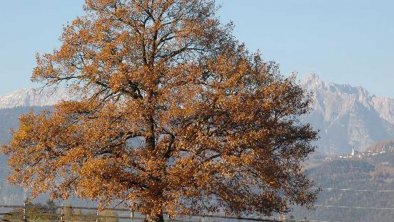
left=22, top=199, right=27, bottom=222
left=130, top=210, right=134, bottom=222
left=96, top=209, right=99, bottom=222
left=60, top=204, right=64, bottom=222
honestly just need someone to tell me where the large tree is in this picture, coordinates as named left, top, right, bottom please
left=3, top=0, right=318, bottom=221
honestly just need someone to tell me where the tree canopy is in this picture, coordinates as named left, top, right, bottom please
left=3, top=0, right=318, bottom=221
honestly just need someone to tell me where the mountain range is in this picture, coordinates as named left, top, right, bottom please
left=301, top=74, right=394, bottom=154
left=2, top=74, right=394, bottom=155
left=0, top=88, right=72, bottom=110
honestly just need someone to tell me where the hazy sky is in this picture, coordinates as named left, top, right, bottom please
left=1, top=0, right=394, bottom=97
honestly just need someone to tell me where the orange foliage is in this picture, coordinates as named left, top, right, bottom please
left=3, top=0, right=318, bottom=221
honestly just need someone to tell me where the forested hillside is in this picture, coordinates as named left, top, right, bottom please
left=293, top=153, right=394, bottom=221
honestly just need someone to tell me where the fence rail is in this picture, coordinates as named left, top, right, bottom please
left=0, top=205, right=281, bottom=222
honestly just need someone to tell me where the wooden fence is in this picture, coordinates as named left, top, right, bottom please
left=0, top=205, right=281, bottom=222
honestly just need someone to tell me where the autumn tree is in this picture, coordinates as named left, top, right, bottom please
left=3, top=0, right=318, bottom=221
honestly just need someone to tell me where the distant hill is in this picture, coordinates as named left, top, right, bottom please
left=292, top=152, right=394, bottom=221
left=365, top=139, right=394, bottom=153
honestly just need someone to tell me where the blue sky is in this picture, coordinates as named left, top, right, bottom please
left=1, top=0, right=394, bottom=97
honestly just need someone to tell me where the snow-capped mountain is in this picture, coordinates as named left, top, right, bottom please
left=0, top=88, right=73, bottom=109
left=1, top=75, right=394, bottom=155
left=301, top=74, right=394, bottom=154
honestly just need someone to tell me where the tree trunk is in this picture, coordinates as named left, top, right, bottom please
left=144, top=214, right=164, bottom=222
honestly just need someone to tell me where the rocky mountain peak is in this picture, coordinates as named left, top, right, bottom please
left=301, top=74, right=394, bottom=154
left=0, top=88, right=73, bottom=109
